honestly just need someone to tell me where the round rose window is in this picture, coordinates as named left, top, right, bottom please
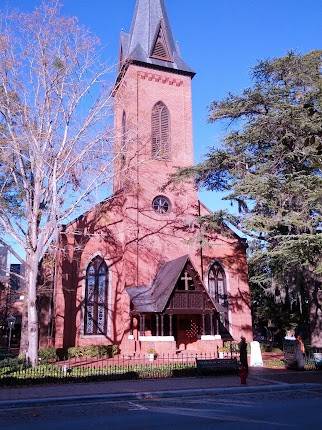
left=152, top=195, right=171, bottom=214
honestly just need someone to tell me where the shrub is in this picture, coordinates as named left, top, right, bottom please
left=97, top=345, right=120, bottom=358
left=260, top=343, right=272, bottom=353
left=109, top=344, right=120, bottom=357
left=67, top=344, right=119, bottom=359
left=38, top=347, right=57, bottom=363
left=0, top=357, right=29, bottom=376
left=18, top=353, right=26, bottom=361
left=0, top=359, right=247, bottom=386
left=67, top=346, right=87, bottom=359
left=223, top=341, right=240, bottom=353
left=219, top=342, right=240, bottom=354
left=0, top=357, right=27, bottom=368
left=264, top=359, right=286, bottom=369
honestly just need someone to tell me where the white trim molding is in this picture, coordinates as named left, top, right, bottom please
left=139, top=336, right=175, bottom=342
left=201, top=335, right=221, bottom=341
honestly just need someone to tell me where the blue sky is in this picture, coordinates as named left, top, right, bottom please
left=3, top=0, right=322, bottom=213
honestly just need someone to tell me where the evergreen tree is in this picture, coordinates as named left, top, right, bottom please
left=176, top=51, right=322, bottom=340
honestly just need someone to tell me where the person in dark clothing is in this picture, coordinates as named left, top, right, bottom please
left=295, top=335, right=305, bottom=370
left=239, top=336, right=248, bottom=372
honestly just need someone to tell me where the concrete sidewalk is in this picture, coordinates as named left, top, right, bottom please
left=0, top=368, right=321, bottom=404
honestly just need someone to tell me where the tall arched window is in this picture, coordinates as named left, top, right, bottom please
left=151, top=101, right=170, bottom=160
left=208, top=262, right=229, bottom=328
left=84, top=256, right=108, bottom=335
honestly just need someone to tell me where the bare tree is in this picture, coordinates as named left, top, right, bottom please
left=0, top=2, right=116, bottom=366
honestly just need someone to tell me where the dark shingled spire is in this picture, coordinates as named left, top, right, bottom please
left=119, top=0, right=195, bottom=77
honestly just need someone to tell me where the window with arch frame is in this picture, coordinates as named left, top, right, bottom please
left=84, top=256, right=108, bottom=335
left=151, top=101, right=170, bottom=160
left=208, top=262, right=229, bottom=328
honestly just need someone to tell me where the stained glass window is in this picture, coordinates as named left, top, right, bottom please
left=152, top=195, right=171, bottom=214
left=208, top=262, right=229, bottom=328
left=84, top=257, right=108, bottom=335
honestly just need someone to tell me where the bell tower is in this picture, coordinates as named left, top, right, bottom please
left=114, top=0, right=198, bottom=286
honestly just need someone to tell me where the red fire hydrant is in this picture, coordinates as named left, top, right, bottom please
left=239, top=366, right=248, bottom=385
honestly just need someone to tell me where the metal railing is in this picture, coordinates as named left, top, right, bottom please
left=0, top=352, right=239, bottom=384
left=1, top=345, right=320, bottom=384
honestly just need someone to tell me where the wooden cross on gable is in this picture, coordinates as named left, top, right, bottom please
left=181, top=271, right=193, bottom=291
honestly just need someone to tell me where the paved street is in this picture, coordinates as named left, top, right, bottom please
left=1, top=384, right=322, bottom=429
left=1, top=369, right=322, bottom=429
left=1, top=368, right=322, bottom=402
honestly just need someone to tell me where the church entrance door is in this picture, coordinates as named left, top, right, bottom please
left=175, top=314, right=201, bottom=351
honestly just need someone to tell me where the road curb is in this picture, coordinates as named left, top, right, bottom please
left=0, top=383, right=321, bottom=409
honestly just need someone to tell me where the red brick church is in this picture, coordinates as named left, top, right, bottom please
left=48, top=0, right=253, bottom=355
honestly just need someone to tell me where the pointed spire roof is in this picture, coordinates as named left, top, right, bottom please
left=119, top=0, right=195, bottom=77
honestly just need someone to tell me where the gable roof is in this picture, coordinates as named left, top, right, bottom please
left=199, top=200, right=248, bottom=247
left=126, top=255, right=225, bottom=313
left=119, top=0, right=195, bottom=77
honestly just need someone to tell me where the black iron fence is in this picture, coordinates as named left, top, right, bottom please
left=304, top=347, right=322, bottom=370
left=0, top=352, right=239, bottom=384
left=283, top=341, right=322, bottom=370
left=0, top=345, right=321, bottom=385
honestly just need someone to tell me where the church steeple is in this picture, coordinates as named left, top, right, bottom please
left=119, top=0, right=194, bottom=76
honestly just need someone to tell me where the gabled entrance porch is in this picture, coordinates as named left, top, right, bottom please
left=127, top=255, right=226, bottom=355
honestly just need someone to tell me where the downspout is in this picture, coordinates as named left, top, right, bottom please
left=198, top=200, right=204, bottom=281
left=136, top=71, right=140, bottom=286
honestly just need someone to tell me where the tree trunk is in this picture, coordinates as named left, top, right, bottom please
left=19, top=300, right=28, bottom=356
left=26, top=253, right=39, bottom=367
